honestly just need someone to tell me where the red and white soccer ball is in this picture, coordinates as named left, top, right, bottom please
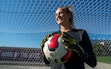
left=43, top=34, right=72, bottom=64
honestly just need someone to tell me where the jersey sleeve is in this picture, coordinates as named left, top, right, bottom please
left=82, top=30, right=97, bottom=67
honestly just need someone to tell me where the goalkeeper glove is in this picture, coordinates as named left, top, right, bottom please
left=61, top=32, right=88, bottom=60
left=40, top=33, right=53, bottom=49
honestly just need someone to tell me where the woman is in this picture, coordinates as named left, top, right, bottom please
left=41, top=6, right=97, bottom=69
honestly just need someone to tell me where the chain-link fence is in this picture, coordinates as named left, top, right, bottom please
left=0, top=47, right=44, bottom=66
left=0, top=0, right=111, bottom=69
left=0, top=45, right=111, bottom=69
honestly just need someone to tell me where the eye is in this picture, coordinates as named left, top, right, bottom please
left=59, top=11, right=63, bottom=15
left=56, top=11, right=64, bottom=16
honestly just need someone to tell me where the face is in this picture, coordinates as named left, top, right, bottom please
left=55, top=8, right=70, bottom=25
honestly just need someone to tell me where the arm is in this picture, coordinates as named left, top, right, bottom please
left=82, top=31, right=97, bottom=67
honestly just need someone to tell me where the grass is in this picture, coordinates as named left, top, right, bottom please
left=97, top=56, right=111, bottom=64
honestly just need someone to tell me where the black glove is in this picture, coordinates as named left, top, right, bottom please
left=61, top=32, right=88, bottom=60
left=40, top=33, right=53, bottom=49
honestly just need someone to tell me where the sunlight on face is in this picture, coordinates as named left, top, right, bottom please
left=55, top=8, right=70, bottom=25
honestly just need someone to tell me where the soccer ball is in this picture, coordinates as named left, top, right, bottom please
left=43, top=34, right=72, bottom=64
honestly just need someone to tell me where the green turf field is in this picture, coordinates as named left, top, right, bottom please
left=97, top=56, right=111, bottom=64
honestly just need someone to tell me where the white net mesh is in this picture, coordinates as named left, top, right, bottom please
left=0, top=0, right=111, bottom=69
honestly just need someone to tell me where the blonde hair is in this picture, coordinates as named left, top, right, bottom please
left=57, top=6, right=74, bottom=28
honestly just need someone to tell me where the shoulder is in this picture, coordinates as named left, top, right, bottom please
left=78, top=29, right=84, bottom=31
left=72, top=29, right=89, bottom=38
left=72, top=29, right=86, bottom=34
left=77, top=29, right=89, bottom=36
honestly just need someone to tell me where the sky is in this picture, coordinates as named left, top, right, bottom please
left=0, top=0, right=111, bottom=48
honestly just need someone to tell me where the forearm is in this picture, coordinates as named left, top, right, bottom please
left=85, top=54, right=97, bottom=67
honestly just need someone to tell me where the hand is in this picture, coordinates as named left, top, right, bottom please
left=61, top=32, right=88, bottom=60
left=41, top=33, right=53, bottom=49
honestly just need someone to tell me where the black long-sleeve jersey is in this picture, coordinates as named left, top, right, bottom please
left=43, top=29, right=97, bottom=69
